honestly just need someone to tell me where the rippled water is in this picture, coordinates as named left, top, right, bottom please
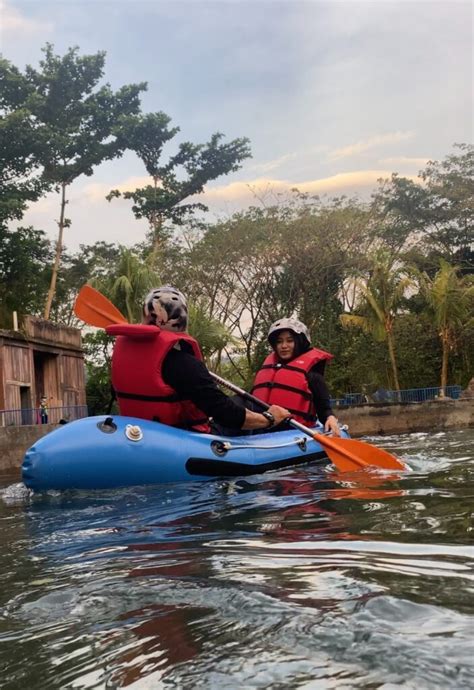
left=1, top=429, right=473, bottom=689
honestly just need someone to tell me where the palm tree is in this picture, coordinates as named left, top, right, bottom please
left=188, top=302, right=236, bottom=365
left=419, top=260, right=474, bottom=395
left=340, top=250, right=413, bottom=393
left=95, top=248, right=161, bottom=323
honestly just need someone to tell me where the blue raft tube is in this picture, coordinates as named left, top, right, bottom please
left=22, top=415, right=349, bottom=491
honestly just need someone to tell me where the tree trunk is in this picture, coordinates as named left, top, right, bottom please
left=44, top=182, right=67, bottom=320
left=386, top=330, right=401, bottom=394
left=440, top=331, right=449, bottom=396
left=150, top=176, right=162, bottom=264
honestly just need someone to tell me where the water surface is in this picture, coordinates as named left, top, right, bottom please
left=1, top=429, right=473, bottom=688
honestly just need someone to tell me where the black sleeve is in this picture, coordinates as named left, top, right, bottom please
left=307, top=369, right=334, bottom=424
left=162, top=348, right=246, bottom=429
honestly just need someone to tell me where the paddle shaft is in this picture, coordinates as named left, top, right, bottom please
left=209, top=371, right=321, bottom=438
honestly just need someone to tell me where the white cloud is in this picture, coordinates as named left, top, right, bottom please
left=328, top=132, right=416, bottom=161
left=380, top=157, right=430, bottom=168
left=83, top=177, right=150, bottom=202
left=0, top=0, right=53, bottom=35
left=249, top=153, right=298, bottom=174
left=203, top=170, right=419, bottom=207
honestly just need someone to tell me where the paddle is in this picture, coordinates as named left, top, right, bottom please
left=74, top=284, right=128, bottom=327
left=209, top=372, right=408, bottom=472
left=74, top=285, right=409, bottom=472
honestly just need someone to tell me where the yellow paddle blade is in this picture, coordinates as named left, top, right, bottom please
left=313, top=433, right=408, bottom=472
left=74, top=285, right=128, bottom=328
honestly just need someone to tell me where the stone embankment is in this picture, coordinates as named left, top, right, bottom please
left=1, top=398, right=473, bottom=479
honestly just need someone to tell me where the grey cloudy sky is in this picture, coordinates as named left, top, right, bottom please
left=1, top=0, right=472, bottom=249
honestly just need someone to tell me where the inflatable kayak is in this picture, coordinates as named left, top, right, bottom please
left=22, top=415, right=347, bottom=491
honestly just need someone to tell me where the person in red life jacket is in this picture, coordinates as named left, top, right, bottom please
left=106, top=286, right=290, bottom=433
left=251, top=317, right=341, bottom=436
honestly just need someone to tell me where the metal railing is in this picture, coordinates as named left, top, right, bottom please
left=0, top=405, right=89, bottom=427
left=331, top=385, right=463, bottom=407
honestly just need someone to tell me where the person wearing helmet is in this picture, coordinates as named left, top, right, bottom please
left=251, top=317, right=341, bottom=435
left=106, top=286, right=290, bottom=433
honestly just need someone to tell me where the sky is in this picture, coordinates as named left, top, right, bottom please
left=1, top=0, right=472, bottom=251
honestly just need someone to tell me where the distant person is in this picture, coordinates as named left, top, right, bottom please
left=39, top=396, right=49, bottom=424
left=106, top=286, right=290, bottom=433
left=251, top=317, right=341, bottom=435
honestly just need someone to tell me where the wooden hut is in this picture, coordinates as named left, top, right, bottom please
left=0, top=316, right=87, bottom=425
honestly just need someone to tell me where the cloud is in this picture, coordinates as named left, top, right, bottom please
left=83, top=177, right=150, bottom=202
left=249, top=153, right=298, bottom=174
left=328, top=132, right=415, bottom=161
left=1, top=0, right=53, bottom=35
left=83, top=169, right=420, bottom=213
left=203, top=170, right=419, bottom=207
left=379, top=157, right=430, bottom=168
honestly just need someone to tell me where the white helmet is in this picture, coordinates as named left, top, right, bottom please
left=143, top=286, right=188, bottom=332
left=268, top=317, right=310, bottom=346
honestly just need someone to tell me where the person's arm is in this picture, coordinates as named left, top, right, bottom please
left=163, top=349, right=289, bottom=430
left=308, top=369, right=340, bottom=436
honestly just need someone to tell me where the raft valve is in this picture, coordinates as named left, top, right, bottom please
left=125, top=424, right=143, bottom=442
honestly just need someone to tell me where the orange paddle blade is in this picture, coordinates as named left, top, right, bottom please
left=74, top=285, right=128, bottom=328
left=313, top=433, right=408, bottom=472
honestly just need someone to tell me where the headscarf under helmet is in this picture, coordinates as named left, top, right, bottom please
left=143, top=286, right=188, bottom=332
left=267, top=317, right=311, bottom=355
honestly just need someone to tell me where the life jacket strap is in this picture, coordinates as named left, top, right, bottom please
left=252, top=381, right=313, bottom=400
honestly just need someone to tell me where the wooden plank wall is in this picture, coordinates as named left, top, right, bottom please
left=3, top=345, right=33, bottom=410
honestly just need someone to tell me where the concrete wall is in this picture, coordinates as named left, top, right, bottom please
left=1, top=398, right=473, bottom=480
left=0, top=424, right=55, bottom=478
left=340, top=397, right=474, bottom=436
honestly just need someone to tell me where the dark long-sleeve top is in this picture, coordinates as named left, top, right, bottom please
left=162, top=348, right=247, bottom=428
left=306, top=369, right=335, bottom=425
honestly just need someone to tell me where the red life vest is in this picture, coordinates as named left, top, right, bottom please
left=106, top=323, right=210, bottom=432
left=251, top=348, right=333, bottom=425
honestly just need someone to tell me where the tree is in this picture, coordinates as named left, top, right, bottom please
left=418, top=260, right=474, bottom=394
left=0, top=58, right=50, bottom=228
left=0, top=226, right=52, bottom=327
left=107, top=113, right=251, bottom=261
left=372, top=144, right=474, bottom=268
left=3, top=44, right=147, bottom=319
left=340, top=250, right=413, bottom=392
left=48, top=241, right=123, bottom=326
left=94, top=247, right=161, bottom=324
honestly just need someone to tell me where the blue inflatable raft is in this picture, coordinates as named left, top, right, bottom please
left=22, top=415, right=346, bottom=491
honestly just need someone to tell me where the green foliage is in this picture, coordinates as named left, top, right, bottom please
left=94, top=247, right=161, bottom=324
left=417, top=260, right=474, bottom=389
left=1, top=44, right=147, bottom=318
left=108, top=119, right=252, bottom=256
left=373, top=144, right=474, bottom=268
left=23, top=44, right=146, bottom=186
left=0, top=226, right=52, bottom=326
left=188, top=303, right=235, bottom=361
left=82, top=331, right=117, bottom=416
left=0, top=58, right=50, bottom=227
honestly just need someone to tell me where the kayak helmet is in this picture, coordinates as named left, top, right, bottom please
left=143, top=286, right=188, bottom=332
left=268, top=317, right=311, bottom=351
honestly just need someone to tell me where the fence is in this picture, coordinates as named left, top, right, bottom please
left=332, top=385, right=463, bottom=407
left=0, top=405, right=89, bottom=427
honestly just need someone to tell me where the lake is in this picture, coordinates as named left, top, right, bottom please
left=1, top=428, right=473, bottom=688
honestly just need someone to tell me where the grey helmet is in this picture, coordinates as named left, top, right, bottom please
left=143, top=286, right=188, bottom=332
left=268, top=317, right=310, bottom=347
